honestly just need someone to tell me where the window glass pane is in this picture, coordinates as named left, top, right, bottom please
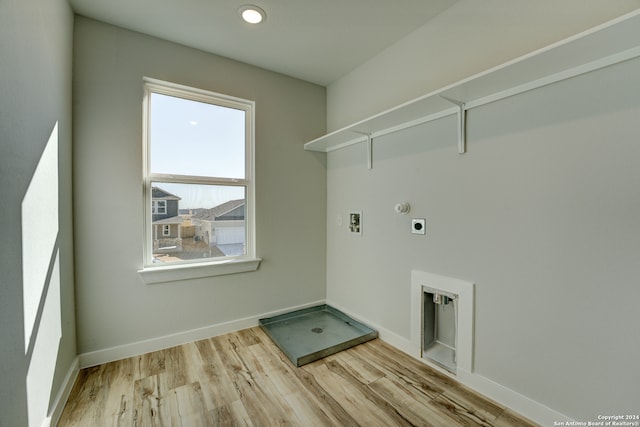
left=151, top=182, right=246, bottom=264
left=150, top=93, right=245, bottom=179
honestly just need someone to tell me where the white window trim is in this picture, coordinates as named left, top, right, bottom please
left=139, top=77, right=259, bottom=282
left=162, top=224, right=170, bottom=236
left=139, top=258, right=262, bottom=284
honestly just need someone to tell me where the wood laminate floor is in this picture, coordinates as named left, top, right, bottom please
left=58, top=327, right=538, bottom=426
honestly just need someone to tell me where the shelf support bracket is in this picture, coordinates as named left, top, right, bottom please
left=440, top=96, right=466, bottom=154
left=352, top=131, right=373, bottom=169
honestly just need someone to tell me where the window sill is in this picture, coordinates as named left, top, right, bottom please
left=138, top=258, right=261, bottom=284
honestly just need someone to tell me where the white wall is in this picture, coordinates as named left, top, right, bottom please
left=73, top=17, right=327, bottom=357
left=0, top=0, right=76, bottom=425
left=327, top=0, right=640, bottom=131
left=326, top=54, right=640, bottom=421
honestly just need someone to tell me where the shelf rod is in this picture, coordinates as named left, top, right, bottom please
left=440, top=96, right=466, bottom=154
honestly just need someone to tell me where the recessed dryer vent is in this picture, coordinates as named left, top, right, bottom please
left=411, top=271, right=475, bottom=375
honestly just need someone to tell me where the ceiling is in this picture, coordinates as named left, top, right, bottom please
left=68, top=0, right=459, bottom=86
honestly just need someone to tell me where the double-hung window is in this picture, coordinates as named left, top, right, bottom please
left=140, top=78, right=259, bottom=282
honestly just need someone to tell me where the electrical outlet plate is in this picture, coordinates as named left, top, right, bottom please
left=348, top=211, right=362, bottom=235
left=411, top=218, right=426, bottom=235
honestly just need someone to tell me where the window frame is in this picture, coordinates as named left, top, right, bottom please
left=139, top=77, right=259, bottom=282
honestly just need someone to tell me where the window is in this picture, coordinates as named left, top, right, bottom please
left=141, top=78, right=257, bottom=279
left=152, top=200, right=167, bottom=214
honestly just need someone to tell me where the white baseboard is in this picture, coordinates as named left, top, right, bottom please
left=46, top=356, right=79, bottom=427
left=325, top=300, right=571, bottom=426
left=79, top=300, right=326, bottom=368
left=457, top=370, right=572, bottom=425
left=77, top=298, right=571, bottom=425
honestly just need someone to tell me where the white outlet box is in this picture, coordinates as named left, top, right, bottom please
left=412, top=218, right=426, bottom=235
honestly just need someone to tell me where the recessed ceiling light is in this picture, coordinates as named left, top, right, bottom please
left=238, top=5, right=266, bottom=24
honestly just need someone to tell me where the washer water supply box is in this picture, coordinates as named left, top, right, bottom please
left=423, top=288, right=458, bottom=373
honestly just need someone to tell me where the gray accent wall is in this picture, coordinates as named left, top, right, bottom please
left=0, top=0, right=76, bottom=425
left=73, top=17, right=326, bottom=355
left=326, top=57, right=640, bottom=419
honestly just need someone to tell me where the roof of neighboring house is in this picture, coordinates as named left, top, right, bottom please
left=152, top=215, right=184, bottom=225
left=152, top=186, right=181, bottom=200
left=191, top=199, right=245, bottom=221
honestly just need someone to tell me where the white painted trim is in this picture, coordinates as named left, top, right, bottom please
left=78, top=300, right=326, bottom=368
left=141, top=77, right=257, bottom=269
left=46, top=356, right=79, bottom=427
left=138, top=257, right=261, bottom=284
left=457, top=370, right=573, bottom=425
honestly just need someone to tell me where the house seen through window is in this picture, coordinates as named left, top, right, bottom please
left=143, top=78, right=254, bottom=267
